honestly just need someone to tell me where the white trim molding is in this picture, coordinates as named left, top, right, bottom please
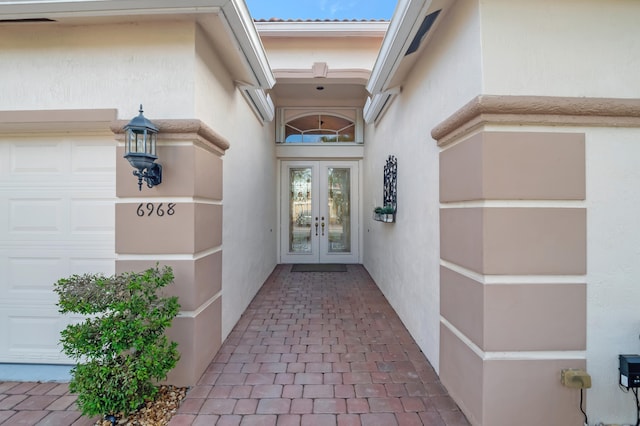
left=0, top=0, right=222, bottom=20
left=238, top=83, right=275, bottom=122
left=255, top=21, right=389, bottom=38
left=440, top=318, right=587, bottom=361
left=367, top=0, right=451, bottom=95
left=363, top=86, right=401, bottom=124
left=221, top=0, right=276, bottom=89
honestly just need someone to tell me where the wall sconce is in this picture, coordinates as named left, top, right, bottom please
left=124, top=105, right=161, bottom=191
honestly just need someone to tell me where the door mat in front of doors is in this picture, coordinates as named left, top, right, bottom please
left=291, top=264, right=348, bottom=272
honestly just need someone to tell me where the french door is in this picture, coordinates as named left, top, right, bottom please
left=281, top=161, right=359, bottom=264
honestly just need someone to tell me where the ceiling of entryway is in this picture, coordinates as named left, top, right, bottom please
left=269, top=78, right=370, bottom=107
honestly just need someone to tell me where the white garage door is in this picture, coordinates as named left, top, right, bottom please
left=0, top=135, right=115, bottom=364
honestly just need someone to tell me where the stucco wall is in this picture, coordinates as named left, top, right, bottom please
left=585, top=126, right=640, bottom=424
left=480, top=0, right=640, bottom=98
left=193, top=30, right=278, bottom=339
left=363, top=0, right=482, bottom=372
left=222, top=93, right=277, bottom=337
left=0, top=21, right=197, bottom=118
left=220, top=117, right=277, bottom=338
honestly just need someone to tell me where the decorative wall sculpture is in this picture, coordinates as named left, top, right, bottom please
left=373, top=155, right=397, bottom=223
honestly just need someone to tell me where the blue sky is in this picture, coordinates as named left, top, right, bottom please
left=245, top=0, right=397, bottom=20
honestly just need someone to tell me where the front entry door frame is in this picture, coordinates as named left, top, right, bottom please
left=279, top=160, right=360, bottom=264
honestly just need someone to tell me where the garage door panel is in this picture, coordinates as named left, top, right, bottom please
left=2, top=192, right=114, bottom=241
left=0, top=142, right=9, bottom=178
left=71, top=141, right=116, bottom=174
left=9, top=197, right=65, bottom=235
left=10, top=140, right=68, bottom=175
left=70, top=198, right=115, bottom=234
left=6, top=255, right=66, bottom=298
left=4, top=136, right=114, bottom=178
left=0, top=305, right=82, bottom=364
left=1, top=248, right=115, bottom=302
left=69, top=256, right=115, bottom=275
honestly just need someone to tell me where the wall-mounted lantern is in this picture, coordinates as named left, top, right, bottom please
left=124, top=105, right=161, bottom=191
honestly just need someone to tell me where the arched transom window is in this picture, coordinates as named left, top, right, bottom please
left=285, top=113, right=355, bottom=143
left=276, top=108, right=363, bottom=144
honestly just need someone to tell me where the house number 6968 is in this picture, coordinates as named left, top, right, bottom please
left=136, top=203, right=176, bottom=217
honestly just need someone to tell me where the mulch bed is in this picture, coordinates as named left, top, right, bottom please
left=95, top=385, right=187, bottom=426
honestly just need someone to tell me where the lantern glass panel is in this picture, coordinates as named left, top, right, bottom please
left=136, top=132, right=144, bottom=153
left=126, top=130, right=135, bottom=154
left=149, top=133, right=156, bottom=156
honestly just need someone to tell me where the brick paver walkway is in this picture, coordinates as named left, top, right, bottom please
left=170, top=264, right=469, bottom=426
left=0, top=264, right=469, bottom=426
left=0, top=381, right=97, bottom=425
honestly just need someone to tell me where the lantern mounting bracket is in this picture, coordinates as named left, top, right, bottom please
left=129, top=158, right=162, bottom=190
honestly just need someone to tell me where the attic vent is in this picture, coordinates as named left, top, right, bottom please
left=405, top=9, right=441, bottom=56
left=0, top=18, right=56, bottom=23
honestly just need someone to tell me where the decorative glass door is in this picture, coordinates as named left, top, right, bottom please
left=281, top=161, right=358, bottom=263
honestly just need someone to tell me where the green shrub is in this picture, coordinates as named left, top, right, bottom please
left=54, top=266, right=180, bottom=418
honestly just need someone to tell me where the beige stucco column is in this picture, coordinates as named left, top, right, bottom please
left=434, top=96, right=590, bottom=425
left=111, top=119, right=229, bottom=387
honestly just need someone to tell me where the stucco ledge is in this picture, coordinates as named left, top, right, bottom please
left=432, top=95, right=640, bottom=147
left=110, top=119, right=230, bottom=154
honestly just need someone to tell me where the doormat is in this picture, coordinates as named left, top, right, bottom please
left=291, top=264, right=347, bottom=272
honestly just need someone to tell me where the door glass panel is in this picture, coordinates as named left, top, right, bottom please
left=289, top=167, right=313, bottom=253
left=327, top=168, right=350, bottom=253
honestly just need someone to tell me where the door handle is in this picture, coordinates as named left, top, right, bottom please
left=321, top=220, right=325, bottom=236
left=315, top=221, right=319, bottom=236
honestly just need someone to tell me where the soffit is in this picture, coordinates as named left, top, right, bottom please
left=269, top=68, right=371, bottom=107
left=271, top=82, right=369, bottom=108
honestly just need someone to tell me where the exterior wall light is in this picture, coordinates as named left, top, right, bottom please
left=124, top=105, right=161, bottom=191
